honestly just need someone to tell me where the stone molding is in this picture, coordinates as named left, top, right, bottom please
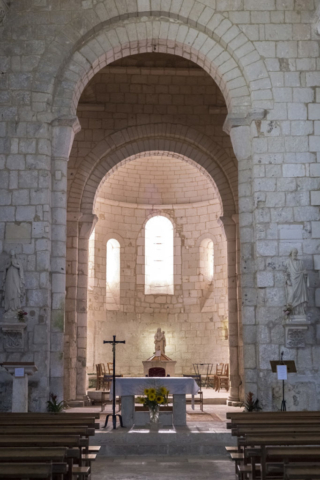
left=223, top=108, right=267, bottom=135
left=97, top=196, right=219, bottom=211
left=0, top=323, right=27, bottom=353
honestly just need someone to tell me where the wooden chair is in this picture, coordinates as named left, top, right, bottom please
left=95, top=364, right=104, bottom=390
left=107, top=363, right=113, bottom=374
left=219, top=363, right=229, bottom=391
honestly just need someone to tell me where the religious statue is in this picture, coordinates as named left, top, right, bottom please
left=1, top=250, right=25, bottom=312
left=284, top=248, right=308, bottom=316
left=154, top=328, right=166, bottom=354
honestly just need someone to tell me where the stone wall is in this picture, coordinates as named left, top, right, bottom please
left=0, top=0, right=319, bottom=410
left=87, top=161, right=229, bottom=375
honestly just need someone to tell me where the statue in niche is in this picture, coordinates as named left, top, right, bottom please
left=1, top=250, right=25, bottom=312
left=284, top=248, right=309, bottom=316
left=154, top=328, right=166, bottom=354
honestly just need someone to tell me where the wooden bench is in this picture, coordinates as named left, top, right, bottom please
left=284, top=464, right=320, bottom=479
left=72, top=466, right=90, bottom=479
left=239, top=435, right=320, bottom=480
left=0, top=463, right=53, bottom=479
left=0, top=417, right=99, bottom=429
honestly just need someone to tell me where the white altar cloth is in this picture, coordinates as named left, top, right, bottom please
left=110, top=377, right=199, bottom=398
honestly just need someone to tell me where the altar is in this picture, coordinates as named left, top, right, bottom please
left=110, top=377, right=199, bottom=427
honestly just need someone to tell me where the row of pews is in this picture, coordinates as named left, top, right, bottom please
left=0, top=412, right=101, bottom=479
left=226, top=411, right=320, bottom=480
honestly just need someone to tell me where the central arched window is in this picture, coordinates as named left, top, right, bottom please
left=106, top=239, right=120, bottom=310
left=145, top=216, right=174, bottom=295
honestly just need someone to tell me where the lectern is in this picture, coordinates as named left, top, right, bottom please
left=270, top=352, right=296, bottom=411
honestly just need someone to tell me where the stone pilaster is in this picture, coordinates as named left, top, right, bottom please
left=51, top=116, right=81, bottom=401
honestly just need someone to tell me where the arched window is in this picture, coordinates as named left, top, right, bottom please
left=145, top=216, right=174, bottom=295
left=106, top=239, right=120, bottom=310
left=200, top=238, right=214, bottom=283
left=88, top=229, right=95, bottom=292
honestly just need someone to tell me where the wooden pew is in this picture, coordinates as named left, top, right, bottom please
left=284, top=464, right=320, bottom=479
left=0, top=435, right=88, bottom=449
left=227, top=411, right=320, bottom=419
left=0, top=463, right=52, bottom=479
left=227, top=417, right=320, bottom=428
left=0, top=426, right=95, bottom=436
left=239, top=435, right=320, bottom=480
left=233, top=425, right=320, bottom=437
left=0, top=417, right=99, bottom=429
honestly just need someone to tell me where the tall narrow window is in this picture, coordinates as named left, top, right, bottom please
left=200, top=238, right=214, bottom=283
left=88, top=229, right=95, bottom=291
left=145, top=216, right=174, bottom=295
left=106, top=239, right=120, bottom=310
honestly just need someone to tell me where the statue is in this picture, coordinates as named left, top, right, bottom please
left=154, top=328, right=166, bottom=354
left=284, top=248, right=308, bottom=316
left=1, top=250, right=25, bottom=312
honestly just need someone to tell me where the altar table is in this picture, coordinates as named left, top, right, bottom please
left=110, top=377, right=199, bottom=427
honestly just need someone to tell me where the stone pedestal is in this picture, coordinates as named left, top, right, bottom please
left=2, top=363, right=37, bottom=412
left=284, top=315, right=311, bottom=348
left=0, top=312, right=27, bottom=352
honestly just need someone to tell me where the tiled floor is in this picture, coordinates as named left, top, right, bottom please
left=92, top=456, right=235, bottom=479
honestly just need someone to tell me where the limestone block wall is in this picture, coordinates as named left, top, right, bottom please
left=0, top=0, right=320, bottom=409
left=87, top=186, right=229, bottom=376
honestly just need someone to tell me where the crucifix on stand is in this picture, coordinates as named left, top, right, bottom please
left=103, top=335, right=125, bottom=429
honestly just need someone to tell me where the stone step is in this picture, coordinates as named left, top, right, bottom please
left=91, top=427, right=236, bottom=456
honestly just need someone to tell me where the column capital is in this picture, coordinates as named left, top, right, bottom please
left=79, top=214, right=98, bottom=239
left=51, top=115, right=81, bottom=158
left=223, top=108, right=266, bottom=135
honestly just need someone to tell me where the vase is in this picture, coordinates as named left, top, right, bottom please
left=149, top=405, right=160, bottom=424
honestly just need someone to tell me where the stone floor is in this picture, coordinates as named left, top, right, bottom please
left=92, top=456, right=235, bottom=479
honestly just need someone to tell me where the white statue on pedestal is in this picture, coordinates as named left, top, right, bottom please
left=154, top=328, right=166, bottom=354
left=284, top=248, right=308, bottom=316
left=1, top=250, right=25, bottom=312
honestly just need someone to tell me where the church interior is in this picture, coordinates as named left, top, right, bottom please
left=1, top=1, right=320, bottom=478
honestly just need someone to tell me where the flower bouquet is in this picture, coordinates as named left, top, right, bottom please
left=137, top=386, right=169, bottom=424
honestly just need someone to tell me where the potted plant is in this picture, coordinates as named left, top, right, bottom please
left=46, top=393, right=66, bottom=413
left=244, top=391, right=262, bottom=412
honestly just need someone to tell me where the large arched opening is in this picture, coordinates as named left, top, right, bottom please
left=48, top=14, right=271, bottom=405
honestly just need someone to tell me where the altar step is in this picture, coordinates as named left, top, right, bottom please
left=91, top=427, right=235, bottom=456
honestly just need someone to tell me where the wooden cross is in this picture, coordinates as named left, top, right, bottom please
left=103, top=335, right=125, bottom=429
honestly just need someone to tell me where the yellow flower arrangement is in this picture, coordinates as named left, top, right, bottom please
left=138, top=385, right=169, bottom=410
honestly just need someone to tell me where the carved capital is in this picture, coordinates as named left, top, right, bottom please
left=223, top=108, right=267, bottom=135
left=79, top=214, right=98, bottom=240
left=51, top=116, right=81, bottom=158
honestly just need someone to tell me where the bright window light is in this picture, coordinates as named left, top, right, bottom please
left=88, top=229, right=95, bottom=291
left=106, top=238, right=120, bottom=310
left=145, top=216, right=174, bottom=295
left=200, top=238, right=214, bottom=282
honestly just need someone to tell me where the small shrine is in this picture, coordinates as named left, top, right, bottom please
left=142, top=328, right=176, bottom=377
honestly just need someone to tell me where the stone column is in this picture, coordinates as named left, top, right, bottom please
left=224, top=109, right=266, bottom=399
left=76, top=214, right=98, bottom=399
left=51, top=116, right=81, bottom=401
left=220, top=216, right=241, bottom=404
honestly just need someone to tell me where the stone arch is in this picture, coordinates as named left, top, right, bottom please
left=67, top=124, right=237, bottom=218
left=32, top=9, right=272, bottom=116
